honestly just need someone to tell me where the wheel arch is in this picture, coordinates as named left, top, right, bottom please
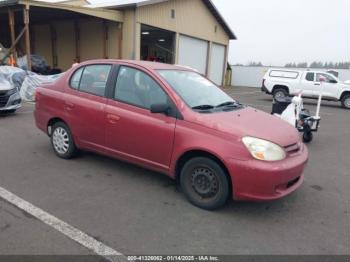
left=272, top=85, right=290, bottom=94
left=174, top=150, right=232, bottom=194
left=47, top=117, right=68, bottom=136
left=340, top=91, right=350, bottom=101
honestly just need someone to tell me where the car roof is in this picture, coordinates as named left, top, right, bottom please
left=78, top=59, right=194, bottom=71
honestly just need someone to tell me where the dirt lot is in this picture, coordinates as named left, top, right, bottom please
left=0, top=87, right=349, bottom=257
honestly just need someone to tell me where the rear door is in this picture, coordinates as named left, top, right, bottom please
left=64, top=64, right=113, bottom=150
left=105, top=65, right=177, bottom=172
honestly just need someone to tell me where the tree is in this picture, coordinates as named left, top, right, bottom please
left=297, top=62, right=308, bottom=68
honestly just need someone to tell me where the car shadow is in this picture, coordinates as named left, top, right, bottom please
left=258, top=97, right=343, bottom=109
left=79, top=150, right=301, bottom=216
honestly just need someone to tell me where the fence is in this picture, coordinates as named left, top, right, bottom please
left=231, top=66, right=350, bottom=88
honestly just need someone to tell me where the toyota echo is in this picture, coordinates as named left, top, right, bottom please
left=34, top=60, right=308, bottom=210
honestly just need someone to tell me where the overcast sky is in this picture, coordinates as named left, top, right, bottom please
left=212, top=0, right=350, bottom=66
left=36, top=0, right=350, bottom=66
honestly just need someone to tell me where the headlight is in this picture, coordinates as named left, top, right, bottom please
left=242, top=136, right=286, bottom=161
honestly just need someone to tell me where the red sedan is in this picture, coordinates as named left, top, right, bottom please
left=34, top=60, right=308, bottom=210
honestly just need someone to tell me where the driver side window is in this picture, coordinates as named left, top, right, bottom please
left=114, top=66, right=168, bottom=109
left=316, top=73, right=336, bottom=84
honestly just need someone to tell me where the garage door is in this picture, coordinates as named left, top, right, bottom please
left=209, top=43, right=226, bottom=85
left=178, top=35, right=208, bottom=75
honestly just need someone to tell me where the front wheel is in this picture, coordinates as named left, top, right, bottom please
left=180, top=157, right=230, bottom=210
left=51, top=122, right=78, bottom=159
left=341, top=94, right=350, bottom=109
left=303, top=131, right=313, bottom=143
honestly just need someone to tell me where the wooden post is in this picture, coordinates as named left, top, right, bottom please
left=50, top=24, right=58, bottom=67
left=103, top=20, right=108, bottom=59
left=74, top=20, right=80, bottom=63
left=8, top=9, right=17, bottom=60
left=23, top=5, right=31, bottom=70
left=117, top=22, right=122, bottom=59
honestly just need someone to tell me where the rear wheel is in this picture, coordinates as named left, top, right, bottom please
left=273, top=88, right=288, bottom=100
left=341, top=94, right=350, bottom=109
left=180, top=157, right=230, bottom=210
left=51, top=122, right=78, bottom=159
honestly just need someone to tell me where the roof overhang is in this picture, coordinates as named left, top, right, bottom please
left=0, top=0, right=124, bottom=22
left=86, top=0, right=236, bottom=40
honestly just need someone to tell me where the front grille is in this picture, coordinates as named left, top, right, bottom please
left=0, top=94, right=10, bottom=107
left=284, top=143, right=300, bottom=154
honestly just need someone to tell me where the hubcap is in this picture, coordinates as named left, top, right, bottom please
left=275, top=91, right=285, bottom=99
left=191, top=167, right=218, bottom=198
left=52, top=127, right=69, bottom=155
left=345, top=98, right=350, bottom=108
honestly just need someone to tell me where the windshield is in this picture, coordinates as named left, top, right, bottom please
left=158, top=70, right=238, bottom=111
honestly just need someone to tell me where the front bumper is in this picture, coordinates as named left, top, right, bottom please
left=0, top=90, right=22, bottom=111
left=228, top=143, right=308, bottom=201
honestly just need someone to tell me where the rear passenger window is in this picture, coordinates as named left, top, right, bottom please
left=70, top=67, right=84, bottom=89
left=79, top=65, right=111, bottom=97
left=114, top=66, right=168, bottom=109
left=306, top=72, right=314, bottom=82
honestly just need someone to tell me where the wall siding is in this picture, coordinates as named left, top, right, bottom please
left=136, top=0, right=229, bottom=45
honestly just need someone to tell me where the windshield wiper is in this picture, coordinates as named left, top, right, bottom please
left=192, top=105, right=215, bottom=110
left=215, top=101, right=241, bottom=108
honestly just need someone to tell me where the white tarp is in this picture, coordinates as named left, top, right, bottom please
left=0, top=66, right=62, bottom=102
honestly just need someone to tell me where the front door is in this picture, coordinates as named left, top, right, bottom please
left=105, top=65, right=176, bottom=172
left=315, top=73, right=339, bottom=99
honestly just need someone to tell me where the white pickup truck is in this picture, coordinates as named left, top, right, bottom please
left=262, top=69, right=350, bottom=109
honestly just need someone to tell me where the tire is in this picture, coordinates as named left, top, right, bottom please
left=50, top=122, right=78, bottom=159
left=0, top=109, right=16, bottom=114
left=180, top=157, right=230, bottom=210
left=341, top=94, right=350, bottom=109
left=303, top=131, right=313, bottom=143
left=273, top=88, right=288, bottom=100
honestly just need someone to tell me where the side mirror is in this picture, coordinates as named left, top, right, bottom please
left=150, top=103, right=170, bottom=115
left=330, top=79, right=337, bottom=84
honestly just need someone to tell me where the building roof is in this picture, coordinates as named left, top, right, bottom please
left=0, top=0, right=123, bottom=22
left=87, top=0, right=237, bottom=40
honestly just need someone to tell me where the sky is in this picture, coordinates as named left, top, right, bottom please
left=5, top=0, right=348, bottom=66
left=211, top=0, right=350, bottom=66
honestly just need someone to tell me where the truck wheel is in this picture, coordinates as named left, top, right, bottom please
left=303, top=131, right=313, bottom=143
left=180, top=157, right=230, bottom=210
left=51, top=122, right=78, bottom=159
left=341, top=94, right=350, bottom=109
left=273, top=88, right=288, bottom=100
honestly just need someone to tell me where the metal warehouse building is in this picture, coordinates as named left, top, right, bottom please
left=0, top=0, right=236, bottom=85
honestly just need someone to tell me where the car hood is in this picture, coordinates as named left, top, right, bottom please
left=0, top=82, right=13, bottom=91
left=189, top=107, right=300, bottom=147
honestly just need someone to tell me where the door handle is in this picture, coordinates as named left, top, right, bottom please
left=314, top=83, right=320, bottom=86
left=107, top=114, right=120, bottom=124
